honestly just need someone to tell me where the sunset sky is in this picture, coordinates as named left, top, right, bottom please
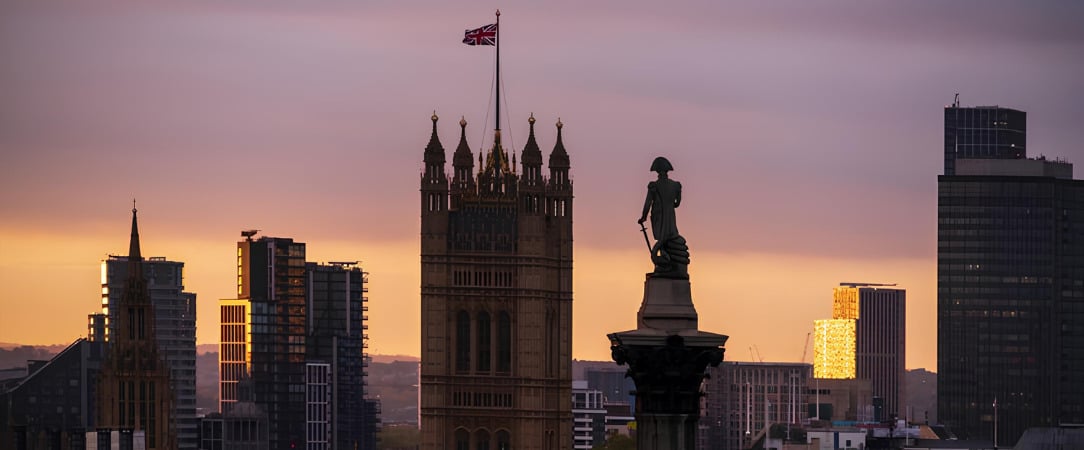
left=2, top=1, right=1083, bottom=371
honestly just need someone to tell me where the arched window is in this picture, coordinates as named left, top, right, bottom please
left=475, top=429, right=491, bottom=450
left=456, top=311, right=470, bottom=373
left=455, top=428, right=470, bottom=450
left=477, top=311, right=491, bottom=372
left=496, top=430, right=511, bottom=450
left=497, top=311, right=512, bottom=374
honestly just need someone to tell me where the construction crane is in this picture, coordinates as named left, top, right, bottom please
left=750, top=344, right=767, bottom=362
left=801, top=332, right=812, bottom=363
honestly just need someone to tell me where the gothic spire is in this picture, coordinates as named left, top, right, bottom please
left=424, top=112, right=446, bottom=163
left=453, top=117, right=473, bottom=168
left=548, top=118, right=570, bottom=169
left=521, top=113, right=543, bottom=168
left=129, top=200, right=142, bottom=264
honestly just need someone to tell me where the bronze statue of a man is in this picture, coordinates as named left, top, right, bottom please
left=638, top=157, right=690, bottom=278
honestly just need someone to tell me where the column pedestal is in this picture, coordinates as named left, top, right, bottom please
left=609, top=276, right=727, bottom=450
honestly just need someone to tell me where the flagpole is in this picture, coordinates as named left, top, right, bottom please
left=495, top=9, right=501, bottom=138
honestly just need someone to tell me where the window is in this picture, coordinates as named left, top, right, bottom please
left=455, top=429, right=470, bottom=450
left=456, top=311, right=471, bottom=372
left=496, top=430, right=511, bottom=450
left=475, top=430, right=490, bottom=450
left=477, top=312, right=491, bottom=372
left=497, top=311, right=512, bottom=374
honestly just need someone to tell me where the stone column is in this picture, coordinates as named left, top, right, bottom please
left=609, top=276, right=727, bottom=450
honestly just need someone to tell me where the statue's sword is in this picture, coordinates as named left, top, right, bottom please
left=639, top=222, right=652, bottom=252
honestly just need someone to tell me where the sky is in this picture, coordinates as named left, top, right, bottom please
left=2, top=0, right=1083, bottom=371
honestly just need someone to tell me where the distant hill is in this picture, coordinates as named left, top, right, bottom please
left=371, top=354, right=419, bottom=364
left=0, top=344, right=69, bottom=370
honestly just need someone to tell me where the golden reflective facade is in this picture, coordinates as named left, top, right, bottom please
left=813, top=319, right=855, bottom=379
left=832, top=286, right=860, bottom=320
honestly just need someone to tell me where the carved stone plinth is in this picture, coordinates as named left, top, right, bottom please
left=609, top=276, right=727, bottom=450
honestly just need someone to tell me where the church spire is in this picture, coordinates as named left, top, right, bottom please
left=129, top=200, right=142, bottom=265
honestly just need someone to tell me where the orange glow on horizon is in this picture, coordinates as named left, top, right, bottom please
left=0, top=227, right=937, bottom=371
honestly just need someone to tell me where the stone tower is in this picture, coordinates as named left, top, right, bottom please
left=96, top=206, right=176, bottom=450
left=420, top=114, right=573, bottom=450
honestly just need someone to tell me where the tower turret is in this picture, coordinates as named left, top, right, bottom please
left=548, top=119, right=571, bottom=189
left=520, top=114, right=543, bottom=185
left=519, top=114, right=545, bottom=215
left=452, top=117, right=475, bottom=188
left=421, top=113, right=449, bottom=214
left=423, top=112, right=447, bottom=183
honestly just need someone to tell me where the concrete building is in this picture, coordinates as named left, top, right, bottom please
left=571, top=381, right=606, bottom=450
left=419, top=114, right=574, bottom=449
left=99, top=255, right=198, bottom=450
left=938, top=103, right=1084, bottom=446
left=699, top=362, right=811, bottom=450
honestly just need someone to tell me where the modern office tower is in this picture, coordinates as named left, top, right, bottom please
left=833, top=283, right=906, bottom=420
left=100, top=255, right=198, bottom=450
left=419, top=114, right=574, bottom=450
left=813, top=319, right=856, bottom=379
left=938, top=104, right=1084, bottom=446
left=571, top=381, right=606, bottom=450
left=95, top=207, right=175, bottom=450
left=943, top=102, right=1026, bottom=176
left=812, top=284, right=905, bottom=420
left=221, top=234, right=376, bottom=450
left=698, top=362, right=811, bottom=450
left=0, top=338, right=106, bottom=449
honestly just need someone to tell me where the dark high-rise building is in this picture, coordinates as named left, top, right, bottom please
left=419, top=114, right=574, bottom=449
left=95, top=207, right=176, bottom=450
left=305, top=262, right=375, bottom=450
left=99, top=256, right=198, bottom=450
left=221, top=234, right=377, bottom=450
left=943, top=104, right=1026, bottom=176
left=938, top=104, right=1084, bottom=446
left=227, top=235, right=307, bottom=450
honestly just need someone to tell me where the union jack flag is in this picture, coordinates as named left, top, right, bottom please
left=463, top=23, right=497, bottom=46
